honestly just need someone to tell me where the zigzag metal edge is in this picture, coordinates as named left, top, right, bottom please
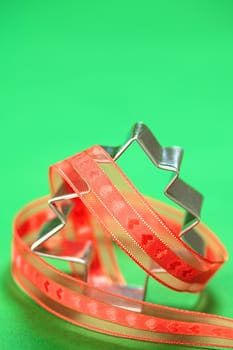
left=30, top=191, right=94, bottom=281
left=31, top=191, right=78, bottom=252
left=102, top=122, right=203, bottom=236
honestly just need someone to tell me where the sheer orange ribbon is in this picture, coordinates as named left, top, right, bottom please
left=12, top=146, right=233, bottom=348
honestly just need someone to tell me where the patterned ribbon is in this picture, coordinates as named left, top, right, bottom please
left=12, top=146, right=233, bottom=348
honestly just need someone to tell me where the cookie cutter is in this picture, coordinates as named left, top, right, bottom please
left=30, top=122, right=204, bottom=303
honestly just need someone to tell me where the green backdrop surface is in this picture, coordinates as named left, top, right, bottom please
left=1, top=1, right=233, bottom=349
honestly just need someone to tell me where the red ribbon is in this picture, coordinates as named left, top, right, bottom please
left=12, top=146, right=233, bottom=348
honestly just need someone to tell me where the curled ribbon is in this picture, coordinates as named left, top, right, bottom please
left=12, top=138, right=233, bottom=348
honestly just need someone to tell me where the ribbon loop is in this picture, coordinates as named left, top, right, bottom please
left=11, top=125, right=233, bottom=348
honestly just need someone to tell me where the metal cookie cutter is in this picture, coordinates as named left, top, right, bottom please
left=30, top=122, right=204, bottom=307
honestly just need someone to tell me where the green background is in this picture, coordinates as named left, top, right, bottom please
left=1, top=1, right=233, bottom=349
